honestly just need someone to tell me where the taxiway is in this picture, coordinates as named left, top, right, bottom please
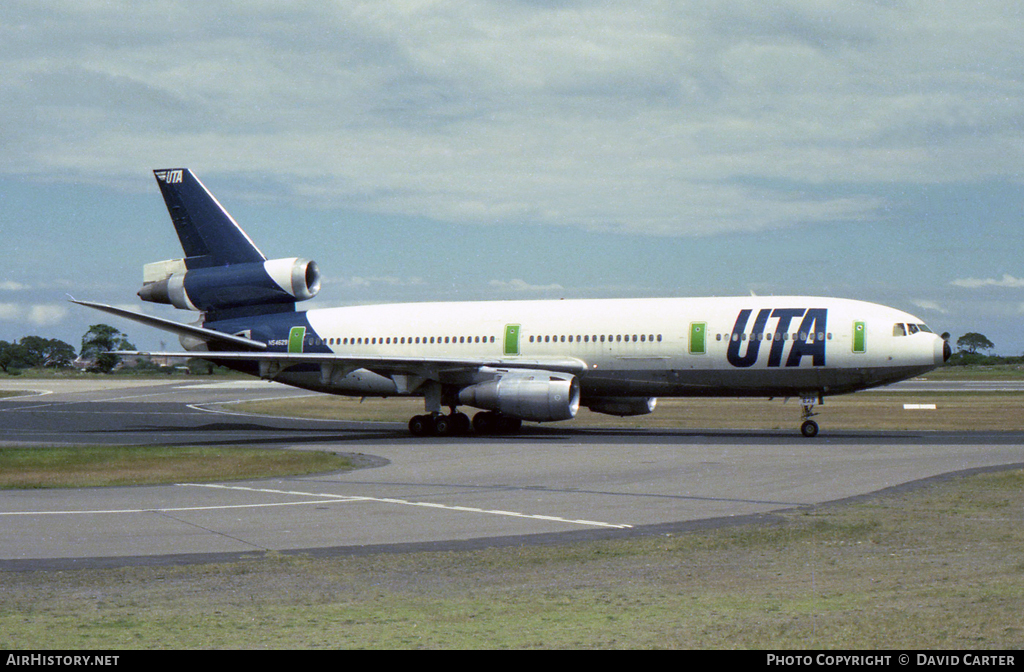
left=1, top=378, right=1022, bottom=570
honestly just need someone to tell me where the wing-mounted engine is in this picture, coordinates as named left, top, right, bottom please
left=585, top=397, right=657, bottom=417
left=138, top=257, right=320, bottom=312
left=458, top=370, right=580, bottom=422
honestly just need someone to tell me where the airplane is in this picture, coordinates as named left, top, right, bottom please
left=74, top=168, right=952, bottom=438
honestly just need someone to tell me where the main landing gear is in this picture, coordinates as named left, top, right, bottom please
left=799, top=393, right=822, bottom=438
left=408, top=409, right=523, bottom=437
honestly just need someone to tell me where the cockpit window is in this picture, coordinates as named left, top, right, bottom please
left=894, top=322, right=933, bottom=336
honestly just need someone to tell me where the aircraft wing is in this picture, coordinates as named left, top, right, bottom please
left=114, top=350, right=587, bottom=375
left=113, top=349, right=589, bottom=393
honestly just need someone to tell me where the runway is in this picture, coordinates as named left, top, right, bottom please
left=2, top=378, right=1023, bottom=570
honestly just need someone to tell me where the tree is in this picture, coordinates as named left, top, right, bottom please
left=81, top=324, right=135, bottom=373
left=0, top=340, right=28, bottom=373
left=956, top=332, right=995, bottom=355
left=18, top=335, right=76, bottom=368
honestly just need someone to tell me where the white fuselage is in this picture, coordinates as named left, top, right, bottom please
left=278, top=295, right=945, bottom=401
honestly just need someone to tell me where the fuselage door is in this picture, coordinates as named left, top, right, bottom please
left=504, top=324, right=521, bottom=356
left=852, top=321, right=866, bottom=353
left=288, top=326, right=306, bottom=353
left=689, top=322, right=706, bottom=354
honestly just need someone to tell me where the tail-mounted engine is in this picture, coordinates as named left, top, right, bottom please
left=138, top=257, right=320, bottom=312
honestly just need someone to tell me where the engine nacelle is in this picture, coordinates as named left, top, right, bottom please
left=138, top=257, right=320, bottom=311
left=459, top=371, right=580, bottom=422
left=585, top=397, right=657, bottom=417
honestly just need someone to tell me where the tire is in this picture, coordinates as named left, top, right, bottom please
left=800, top=420, right=819, bottom=438
left=408, top=414, right=434, bottom=436
left=451, top=412, right=471, bottom=435
left=433, top=414, right=452, bottom=436
left=496, top=416, right=522, bottom=433
left=472, top=411, right=495, bottom=434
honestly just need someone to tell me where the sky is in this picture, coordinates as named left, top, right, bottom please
left=1, top=1, right=1022, bottom=354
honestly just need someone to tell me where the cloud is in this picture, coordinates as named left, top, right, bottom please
left=0, top=281, right=30, bottom=291
left=0, top=302, right=68, bottom=326
left=950, top=274, right=1024, bottom=289
left=0, top=303, right=19, bottom=321
left=328, top=276, right=426, bottom=288
left=910, top=299, right=949, bottom=315
left=489, top=278, right=565, bottom=293
left=2, top=1, right=1021, bottom=236
left=27, top=304, right=68, bottom=326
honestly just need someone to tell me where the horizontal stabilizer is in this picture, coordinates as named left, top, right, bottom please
left=70, top=299, right=267, bottom=351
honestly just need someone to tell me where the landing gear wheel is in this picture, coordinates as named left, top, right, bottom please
left=408, top=414, right=435, bottom=437
left=800, top=420, right=819, bottom=438
left=472, top=411, right=496, bottom=435
left=433, top=414, right=453, bottom=436
left=496, top=416, right=522, bottom=433
left=472, top=411, right=523, bottom=435
left=798, top=393, right=822, bottom=438
left=450, top=412, right=471, bottom=435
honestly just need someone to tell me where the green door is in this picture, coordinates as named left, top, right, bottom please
left=852, top=321, right=866, bottom=353
left=288, top=326, right=306, bottom=353
left=503, top=324, right=521, bottom=355
left=689, top=322, right=706, bottom=354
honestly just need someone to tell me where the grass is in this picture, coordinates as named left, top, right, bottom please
left=1, top=468, right=1021, bottom=648
left=0, top=445, right=357, bottom=489
left=925, top=363, right=1024, bottom=379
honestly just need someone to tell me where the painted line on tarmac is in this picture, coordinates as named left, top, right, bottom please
left=0, top=484, right=632, bottom=530
left=182, top=483, right=635, bottom=530
left=0, top=498, right=349, bottom=516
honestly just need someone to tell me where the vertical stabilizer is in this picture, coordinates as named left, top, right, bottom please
left=153, top=169, right=265, bottom=269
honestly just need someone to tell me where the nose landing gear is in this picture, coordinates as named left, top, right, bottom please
left=799, top=393, right=822, bottom=437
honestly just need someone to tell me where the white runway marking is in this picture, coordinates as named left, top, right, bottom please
left=0, top=483, right=631, bottom=529
left=0, top=499, right=345, bottom=516
left=184, top=483, right=634, bottom=529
